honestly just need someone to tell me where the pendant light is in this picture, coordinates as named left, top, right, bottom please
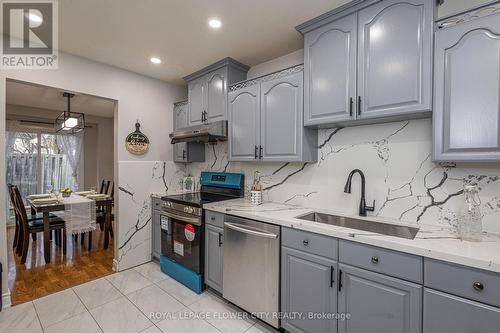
left=55, top=92, right=85, bottom=133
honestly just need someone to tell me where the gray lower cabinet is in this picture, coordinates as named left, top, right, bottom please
left=205, top=223, right=223, bottom=293
left=433, top=10, right=500, bottom=162
left=281, top=246, right=337, bottom=333
left=151, top=198, right=162, bottom=260
left=228, top=66, right=317, bottom=162
left=424, top=288, right=500, bottom=333
left=338, top=264, right=422, bottom=333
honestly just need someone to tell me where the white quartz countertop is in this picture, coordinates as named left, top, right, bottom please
left=204, top=198, right=500, bottom=274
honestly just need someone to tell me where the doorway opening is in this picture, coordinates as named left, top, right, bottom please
left=5, top=79, right=117, bottom=305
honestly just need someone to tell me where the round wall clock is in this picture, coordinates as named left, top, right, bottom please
left=125, top=122, right=150, bottom=155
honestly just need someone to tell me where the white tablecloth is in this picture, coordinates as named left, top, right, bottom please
left=60, top=195, right=96, bottom=235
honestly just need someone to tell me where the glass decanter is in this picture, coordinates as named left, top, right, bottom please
left=457, top=185, right=482, bottom=242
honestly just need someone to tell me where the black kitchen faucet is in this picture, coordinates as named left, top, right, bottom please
left=344, top=169, right=375, bottom=217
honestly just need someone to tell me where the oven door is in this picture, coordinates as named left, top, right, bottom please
left=161, top=209, right=203, bottom=274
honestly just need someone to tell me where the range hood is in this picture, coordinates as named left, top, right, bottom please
left=170, top=120, right=227, bottom=144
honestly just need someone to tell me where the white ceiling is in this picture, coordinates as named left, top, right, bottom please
left=58, top=0, right=348, bottom=84
left=6, top=80, right=116, bottom=118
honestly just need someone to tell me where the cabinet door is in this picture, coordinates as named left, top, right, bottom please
left=433, top=13, right=500, bottom=161
left=357, top=0, right=433, bottom=119
left=228, top=84, right=261, bottom=161
left=151, top=210, right=162, bottom=259
left=173, top=143, right=187, bottom=162
left=424, top=288, right=500, bottom=333
left=206, top=68, right=227, bottom=123
left=174, top=104, right=188, bottom=130
left=205, top=224, right=223, bottom=293
left=338, top=264, right=422, bottom=333
left=304, top=13, right=357, bottom=126
left=188, top=77, right=206, bottom=126
left=281, top=246, right=337, bottom=333
left=260, top=71, right=303, bottom=161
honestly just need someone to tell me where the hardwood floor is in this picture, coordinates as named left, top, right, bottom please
left=7, top=224, right=114, bottom=305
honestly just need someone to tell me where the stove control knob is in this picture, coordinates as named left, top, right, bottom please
left=164, top=202, right=172, bottom=208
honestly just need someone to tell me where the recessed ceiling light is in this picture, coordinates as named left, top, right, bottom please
left=29, top=12, right=43, bottom=23
left=150, top=57, right=161, bottom=64
left=208, top=18, right=222, bottom=29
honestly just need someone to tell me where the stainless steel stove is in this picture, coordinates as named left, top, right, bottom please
left=159, top=172, right=244, bottom=292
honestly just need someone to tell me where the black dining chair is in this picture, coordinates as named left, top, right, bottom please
left=11, top=185, right=67, bottom=264
left=8, top=184, right=59, bottom=255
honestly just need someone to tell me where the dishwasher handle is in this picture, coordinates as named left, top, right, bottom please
left=224, top=222, right=278, bottom=239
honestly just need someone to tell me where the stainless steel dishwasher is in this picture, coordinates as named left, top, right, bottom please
left=223, top=215, right=280, bottom=328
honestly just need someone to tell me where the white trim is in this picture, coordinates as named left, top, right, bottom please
left=2, top=289, right=12, bottom=309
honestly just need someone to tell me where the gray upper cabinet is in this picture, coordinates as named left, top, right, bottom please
left=187, top=78, right=205, bottom=126
left=228, top=84, right=261, bottom=161
left=357, top=0, right=433, bottom=119
left=304, top=13, right=357, bottom=126
left=433, top=10, right=500, bottom=162
left=174, top=101, right=188, bottom=129
left=338, top=264, right=422, bottom=333
left=173, top=101, right=205, bottom=163
left=281, top=246, right=337, bottom=333
left=297, top=0, right=434, bottom=127
left=228, top=66, right=317, bottom=162
left=206, top=68, right=228, bottom=123
left=184, top=58, right=249, bottom=127
left=260, top=71, right=304, bottom=161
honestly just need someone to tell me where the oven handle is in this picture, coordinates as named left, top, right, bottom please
left=224, top=222, right=278, bottom=239
left=163, top=211, right=201, bottom=226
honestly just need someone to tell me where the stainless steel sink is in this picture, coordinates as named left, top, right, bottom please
left=296, top=212, right=419, bottom=240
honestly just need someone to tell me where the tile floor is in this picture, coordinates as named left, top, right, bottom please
left=0, top=261, right=279, bottom=333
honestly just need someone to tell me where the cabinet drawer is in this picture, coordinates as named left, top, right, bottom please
left=152, top=197, right=162, bottom=210
left=282, top=227, right=338, bottom=260
left=424, top=288, right=500, bottom=332
left=424, top=259, right=500, bottom=308
left=205, top=210, right=225, bottom=228
left=339, top=240, right=422, bottom=283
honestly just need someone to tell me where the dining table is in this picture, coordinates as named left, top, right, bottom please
left=27, top=193, right=114, bottom=263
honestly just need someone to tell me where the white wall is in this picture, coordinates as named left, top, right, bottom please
left=0, top=52, right=186, bottom=306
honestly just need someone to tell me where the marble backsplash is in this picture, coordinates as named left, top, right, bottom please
left=187, top=118, right=500, bottom=233
left=116, top=118, right=500, bottom=270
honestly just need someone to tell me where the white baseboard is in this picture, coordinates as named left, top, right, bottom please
left=2, top=289, right=12, bottom=309
left=112, top=259, right=119, bottom=272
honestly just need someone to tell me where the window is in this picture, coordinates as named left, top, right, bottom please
left=6, top=131, right=79, bottom=204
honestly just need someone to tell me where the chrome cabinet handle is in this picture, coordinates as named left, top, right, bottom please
left=224, top=222, right=278, bottom=239
left=357, top=96, right=362, bottom=116
left=254, top=145, right=258, bottom=159
left=218, top=233, right=223, bottom=247
left=349, top=97, right=353, bottom=117
left=371, top=256, right=379, bottom=264
left=473, top=282, right=484, bottom=291
left=303, top=239, right=309, bottom=246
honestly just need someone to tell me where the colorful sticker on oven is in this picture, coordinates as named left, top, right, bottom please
left=184, top=224, right=196, bottom=242
left=173, top=240, right=184, bottom=256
